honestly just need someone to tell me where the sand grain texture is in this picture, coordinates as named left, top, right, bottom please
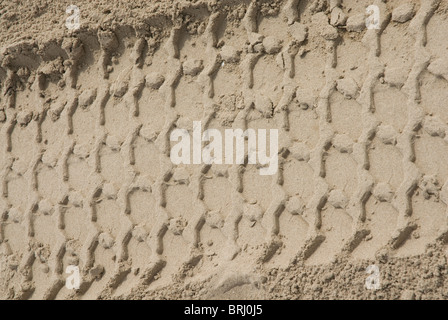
left=1, top=0, right=448, bottom=300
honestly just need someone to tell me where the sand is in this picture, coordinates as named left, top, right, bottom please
left=0, top=0, right=448, bottom=300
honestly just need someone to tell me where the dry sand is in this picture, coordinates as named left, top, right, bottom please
left=0, top=0, right=448, bottom=300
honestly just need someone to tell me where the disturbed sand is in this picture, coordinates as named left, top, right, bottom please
left=1, top=0, right=448, bottom=299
